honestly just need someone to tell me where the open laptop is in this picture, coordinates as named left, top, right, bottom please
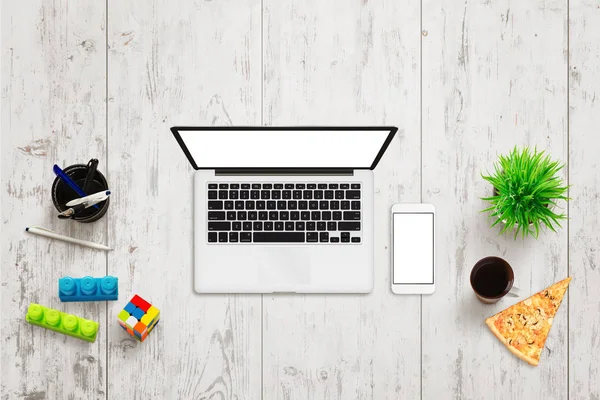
left=171, top=126, right=397, bottom=293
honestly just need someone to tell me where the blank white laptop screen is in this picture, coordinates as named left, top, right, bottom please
left=177, top=129, right=391, bottom=168
left=393, top=213, right=434, bottom=284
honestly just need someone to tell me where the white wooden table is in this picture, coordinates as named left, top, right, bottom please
left=2, top=0, right=599, bottom=399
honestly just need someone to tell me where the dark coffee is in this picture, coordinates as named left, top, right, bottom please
left=472, top=262, right=509, bottom=296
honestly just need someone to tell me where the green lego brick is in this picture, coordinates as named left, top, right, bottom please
left=25, top=303, right=99, bottom=343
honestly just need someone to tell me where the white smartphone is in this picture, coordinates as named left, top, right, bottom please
left=391, top=203, right=436, bottom=294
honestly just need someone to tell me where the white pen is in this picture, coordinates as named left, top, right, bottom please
left=25, top=226, right=112, bottom=251
left=66, top=190, right=111, bottom=207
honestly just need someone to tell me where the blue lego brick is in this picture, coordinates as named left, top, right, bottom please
left=131, top=307, right=145, bottom=320
left=58, top=276, right=118, bottom=302
left=124, top=302, right=137, bottom=314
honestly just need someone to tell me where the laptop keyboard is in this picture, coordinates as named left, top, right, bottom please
left=206, top=182, right=362, bottom=244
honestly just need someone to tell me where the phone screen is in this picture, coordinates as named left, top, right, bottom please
left=393, top=212, right=434, bottom=284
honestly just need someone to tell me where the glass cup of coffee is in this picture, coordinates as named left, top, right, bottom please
left=470, top=256, right=520, bottom=304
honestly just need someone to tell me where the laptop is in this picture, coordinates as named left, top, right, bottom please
left=171, top=126, right=397, bottom=293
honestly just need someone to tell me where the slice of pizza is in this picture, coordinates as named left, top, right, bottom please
left=485, top=277, right=571, bottom=366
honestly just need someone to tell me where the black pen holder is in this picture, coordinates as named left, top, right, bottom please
left=51, top=163, right=110, bottom=223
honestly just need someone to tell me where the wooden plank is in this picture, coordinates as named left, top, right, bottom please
left=262, top=0, right=422, bottom=398
left=568, top=2, right=600, bottom=399
left=421, top=0, right=569, bottom=398
left=0, top=1, right=108, bottom=399
left=106, top=0, right=262, bottom=398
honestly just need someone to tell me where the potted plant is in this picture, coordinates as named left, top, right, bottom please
left=481, top=147, right=569, bottom=238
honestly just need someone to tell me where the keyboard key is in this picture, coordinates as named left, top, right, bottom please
left=341, top=201, right=350, bottom=210
left=344, top=211, right=361, bottom=220
left=225, top=201, right=234, bottom=210
left=341, top=236, right=350, bottom=243
left=351, top=201, right=361, bottom=210
left=329, top=184, right=338, bottom=189
left=208, top=232, right=217, bottom=242
left=230, top=191, right=239, bottom=200
left=307, top=222, right=316, bottom=231
left=314, top=191, right=323, bottom=199
left=208, top=212, right=225, bottom=220
left=254, top=222, right=263, bottom=231
left=241, top=184, right=251, bottom=189
left=301, top=211, right=310, bottom=220
left=290, top=211, right=300, bottom=220
left=277, top=201, right=287, bottom=210
left=219, top=190, right=228, bottom=199
left=327, top=222, right=337, bottom=231
left=272, top=191, right=281, bottom=199
left=346, top=190, right=361, bottom=199
left=311, top=211, right=321, bottom=220
left=252, top=184, right=261, bottom=189
left=340, top=184, right=349, bottom=189
left=309, top=201, right=318, bottom=210
left=341, top=232, right=350, bottom=239
left=322, top=211, right=332, bottom=220
left=219, top=232, right=228, bottom=243
left=285, top=222, right=294, bottom=231
left=233, top=222, right=242, bottom=231
left=317, top=222, right=326, bottom=231
left=264, top=222, right=274, bottom=231
left=219, top=183, right=229, bottom=189
left=282, top=191, right=292, bottom=199
left=330, top=201, right=340, bottom=210
left=246, top=200, right=255, bottom=210
left=280, top=211, right=289, bottom=220
left=296, top=183, right=305, bottom=189
left=306, top=232, right=318, bottom=242
left=241, top=232, right=252, bottom=242
left=296, top=222, right=305, bottom=230
left=325, top=191, right=334, bottom=199
left=307, top=184, right=316, bottom=189
left=248, top=211, right=258, bottom=220
left=235, top=201, right=244, bottom=210
left=333, top=211, right=342, bottom=220
left=330, top=237, right=340, bottom=243
left=335, top=190, right=344, bottom=200
left=240, top=191, right=250, bottom=199
left=267, top=201, right=276, bottom=210
left=351, top=183, right=361, bottom=189
left=243, top=222, right=252, bottom=231
left=319, top=201, right=329, bottom=210
left=303, top=191, right=312, bottom=199
left=352, top=237, right=361, bottom=243
left=254, top=232, right=305, bottom=242
left=230, top=184, right=240, bottom=189
left=238, top=211, right=247, bottom=220
left=261, top=191, right=270, bottom=199
left=319, top=232, right=329, bottom=242
left=208, top=201, right=223, bottom=210
left=288, top=201, right=298, bottom=210
left=251, top=191, right=260, bottom=199
left=293, top=190, right=302, bottom=199
left=274, top=184, right=283, bottom=189
left=269, top=211, right=278, bottom=220
left=299, top=201, right=308, bottom=210
left=208, top=184, right=218, bottom=189
left=259, top=211, right=268, bottom=220
left=285, top=184, right=294, bottom=189
left=318, top=183, right=327, bottom=189
left=256, top=201, right=266, bottom=210
left=208, top=191, right=217, bottom=199
left=339, top=222, right=361, bottom=231
left=208, top=222, right=230, bottom=231
left=227, top=211, right=236, bottom=220
left=229, top=232, right=239, bottom=242
left=263, top=183, right=272, bottom=189
left=275, top=222, right=284, bottom=231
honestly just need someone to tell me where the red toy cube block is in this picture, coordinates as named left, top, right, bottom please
left=130, top=294, right=151, bottom=312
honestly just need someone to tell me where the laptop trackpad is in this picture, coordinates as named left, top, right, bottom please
left=257, top=248, right=310, bottom=288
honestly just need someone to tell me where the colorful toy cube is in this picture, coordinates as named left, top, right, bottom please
left=117, top=294, right=159, bottom=342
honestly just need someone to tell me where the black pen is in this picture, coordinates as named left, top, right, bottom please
left=83, top=158, right=99, bottom=194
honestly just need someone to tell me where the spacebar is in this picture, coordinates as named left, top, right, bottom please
left=253, top=232, right=305, bottom=242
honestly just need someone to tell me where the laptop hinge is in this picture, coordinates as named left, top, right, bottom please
left=215, top=168, right=354, bottom=176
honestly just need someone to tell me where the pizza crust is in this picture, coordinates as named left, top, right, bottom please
left=485, top=317, right=539, bottom=366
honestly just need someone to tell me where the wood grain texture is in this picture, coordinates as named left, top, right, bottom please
left=569, top=2, right=600, bottom=399
left=1, top=1, right=108, bottom=399
left=422, top=0, right=569, bottom=398
left=262, top=0, right=422, bottom=398
left=106, top=0, right=261, bottom=398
